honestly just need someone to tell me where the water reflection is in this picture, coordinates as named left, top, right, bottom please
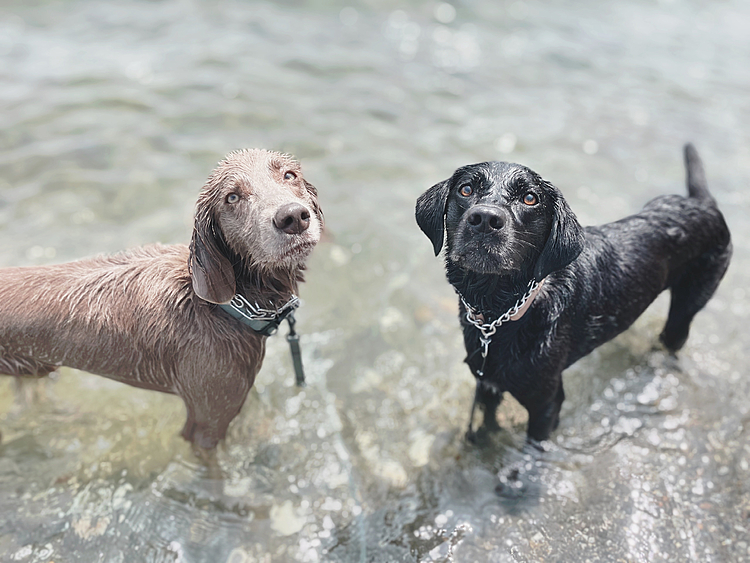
left=1, top=0, right=749, bottom=561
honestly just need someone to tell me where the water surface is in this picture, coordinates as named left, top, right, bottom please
left=1, top=1, right=749, bottom=561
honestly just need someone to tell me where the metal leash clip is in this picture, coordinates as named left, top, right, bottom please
left=219, top=293, right=306, bottom=385
left=285, top=312, right=305, bottom=387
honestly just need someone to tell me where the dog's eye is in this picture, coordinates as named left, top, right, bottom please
left=226, top=193, right=240, bottom=204
left=284, top=171, right=297, bottom=180
left=459, top=184, right=473, bottom=197
left=523, top=193, right=538, bottom=205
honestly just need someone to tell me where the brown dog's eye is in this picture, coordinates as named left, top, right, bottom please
left=459, top=184, right=473, bottom=197
left=284, top=171, right=297, bottom=180
left=226, top=193, right=240, bottom=204
left=523, top=193, right=537, bottom=205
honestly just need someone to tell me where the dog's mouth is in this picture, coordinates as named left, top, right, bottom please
left=279, top=234, right=319, bottom=262
left=450, top=246, right=518, bottom=274
left=247, top=223, right=321, bottom=271
left=284, top=238, right=316, bottom=257
left=449, top=227, right=520, bottom=274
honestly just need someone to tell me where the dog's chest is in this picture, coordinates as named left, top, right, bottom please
left=461, top=315, right=557, bottom=390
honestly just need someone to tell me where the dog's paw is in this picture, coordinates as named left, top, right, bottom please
left=465, top=427, right=479, bottom=444
left=495, top=467, right=526, bottom=498
left=465, top=423, right=503, bottom=446
left=525, top=437, right=552, bottom=453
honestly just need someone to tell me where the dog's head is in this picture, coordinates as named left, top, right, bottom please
left=189, top=149, right=323, bottom=304
left=416, top=161, right=583, bottom=280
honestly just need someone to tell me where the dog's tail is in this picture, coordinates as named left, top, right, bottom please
left=684, top=143, right=714, bottom=203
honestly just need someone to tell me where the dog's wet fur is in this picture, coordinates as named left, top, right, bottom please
left=0, top=149, right=322, bottom=457
left=416, top=144, right=731, bottom=443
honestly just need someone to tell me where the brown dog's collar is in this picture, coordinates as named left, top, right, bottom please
left=219, top=293, right=306, bottom=386
left=219, top=293, right=300, bottom=336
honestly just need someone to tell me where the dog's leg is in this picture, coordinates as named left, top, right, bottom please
left=523, top=382, right=565, bottom=443
left=180, top=380, right=251, bottom=471
left=660, top=244, right=731, bottom=353
left=466, top=381, right=503, bottom=442
left=477, top=381, right=503, bottom=432
left=192, top=444, right=223, bottom=481
left=13, top=376, right=48, bottom=407
left=465, top=385, right=481, bottom=443
left=181, top=409, right=227, bottom=482
left=2, top=357, right=55, bottom=409
left=180, top=406, right=234, bottom=455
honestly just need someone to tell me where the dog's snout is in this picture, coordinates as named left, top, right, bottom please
left=467, top=206, right=506, bottom=234
left=274, top=203, right=311, bottom=235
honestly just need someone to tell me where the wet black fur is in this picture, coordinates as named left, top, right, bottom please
left=415, top=145, right=731, bottom=442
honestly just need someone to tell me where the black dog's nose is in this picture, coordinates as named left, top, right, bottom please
left=274, top=203, right=311, bottom=235
left=467, top=205, right=506, bottom=233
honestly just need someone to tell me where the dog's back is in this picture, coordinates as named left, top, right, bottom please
left=564, top=144, right=731, bottom=365
left=0, top=245, right=199, bottom=389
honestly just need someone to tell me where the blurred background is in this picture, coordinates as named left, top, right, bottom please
left=0, top=0, right=748, bottom=561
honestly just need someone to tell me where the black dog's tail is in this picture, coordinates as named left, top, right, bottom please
left=684, top=143, right=714, bottom=203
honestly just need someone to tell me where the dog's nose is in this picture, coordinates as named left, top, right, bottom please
left=467, top=206, right=506, bottom=233
left=274, top=203, right=311, bottom=235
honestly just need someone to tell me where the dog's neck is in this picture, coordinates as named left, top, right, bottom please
left=234, top=261, right=302, bottom=308
left=446, top=260, right=536, bottom=315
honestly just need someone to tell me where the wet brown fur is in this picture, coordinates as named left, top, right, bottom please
left=0, top=149, right=322, bottom=450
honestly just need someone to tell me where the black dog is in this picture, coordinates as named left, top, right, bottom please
left=415, top=144, right=731, bottom=443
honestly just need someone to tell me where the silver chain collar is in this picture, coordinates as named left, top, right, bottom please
left=228, top=293, right=300, bottom=321
left=221, top=293, right=300, bottom=336
left=459, top=279, right=540, bottom=366
left=218, top=292, right=307, bottom=386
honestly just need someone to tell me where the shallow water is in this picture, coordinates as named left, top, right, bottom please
left=1, top=0, right=749, bottom=561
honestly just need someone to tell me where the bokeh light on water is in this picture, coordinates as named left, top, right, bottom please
left=1, top=1, right=749, bottom=561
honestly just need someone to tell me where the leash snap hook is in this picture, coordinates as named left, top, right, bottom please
left=285, top=312, right=306, bottom=387
left=479, top=335, right=492, bottom=358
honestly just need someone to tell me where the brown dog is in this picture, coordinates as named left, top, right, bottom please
left=0, top=149, right=322, bottom=455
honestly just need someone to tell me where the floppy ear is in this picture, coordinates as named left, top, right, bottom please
left=415, top=179, right=450, bottom=256
left=534, top=182, right=584, bottom=281
left=188, top=212, right=236, bottom=304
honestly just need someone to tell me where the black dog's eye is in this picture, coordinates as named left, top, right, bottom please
left=459, top=184, right=473, bottom=197
left=523, top=193, right=538, bottom=206
left=226, top=193, right=240, bottom=204
left=284, top=171, right=297, bottom=180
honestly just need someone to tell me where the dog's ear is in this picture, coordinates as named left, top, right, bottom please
left=189, top=212, right=236, bottom=304
left=415, top=179, right=450, bottom=256
left=534, top=182, right=584, bottom=281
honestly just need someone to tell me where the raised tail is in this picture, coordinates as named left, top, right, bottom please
left=684, top=143, right=714, bottom=202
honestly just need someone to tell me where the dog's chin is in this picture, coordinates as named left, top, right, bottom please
left=273, top=235, right=320, bottom=269
left=244, top=230, right=320, bottom=273
left=448, top=248, right=518, bottom=275
left=283, top=239, right=317, bottom=263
